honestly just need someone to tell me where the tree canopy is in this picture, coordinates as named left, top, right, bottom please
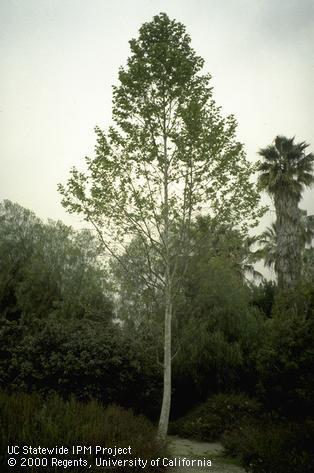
left=59, top=12, right=265, bottom=439
left=0, top=200, right=112, bottom=322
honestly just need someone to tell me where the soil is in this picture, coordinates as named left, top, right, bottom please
left=166, top=436, right=245, bottom=473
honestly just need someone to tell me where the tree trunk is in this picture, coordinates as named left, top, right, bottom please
left=158, top=115, right=172, bottom=442
left=157, top=288, right=172, bottom=441
left=275, top=193, right=302, bottom=290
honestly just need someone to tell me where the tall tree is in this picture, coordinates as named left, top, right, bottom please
left=59, top=13, right=263, bottom=440
left=258, top=136, right=314, bottom=289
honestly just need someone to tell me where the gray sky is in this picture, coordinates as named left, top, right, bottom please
left=1, top=0, right=314, bottom=238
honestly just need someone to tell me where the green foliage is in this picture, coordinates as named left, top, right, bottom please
left=58, top=12, right=265, bottom=339
left=256, top=295, right=314, bottom=417
left=171, top=393, right=261, bottom=441
left=259, top=210, right=314, bottom=276
left=110, top=236, right=163, bottom=331
left=185, top=287, right=314, bottom=473
left=0, top=200, right=113, bottom=322
left=58, top=12, right=265, bottom=437
left=0, top=391, right=166, bottom=472
left=173, top=231, right=266, bottom=396
left=0, top=317, right=162, bottom=418
left=59, top=13, right=263, bottom=243
left=258, top=136, right=314, bottom=199
left=250, top=281, right=276, bottom=318
left=303, top=247, right=314, bottom=282
left=222, top=419, right=314, bottom=473
left=110, top=217, right=267, bottom=413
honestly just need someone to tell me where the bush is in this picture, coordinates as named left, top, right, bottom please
left=0, top=391, right=166, bottom=472
left=170, top=392, right=261, bottom=441
left=222, top=418, right=314, bottom=473
left=256, top=304, right=314, bottom=418
left=0, top=317, right=162, bottom=419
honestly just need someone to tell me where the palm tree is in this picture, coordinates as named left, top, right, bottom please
left=300, top=210, right=314, bottom=246
left=260, top=211, right=314, bottom=276
left=259, top=223, right=277, bottom=270
left=258, top=136, right=314, bottom=289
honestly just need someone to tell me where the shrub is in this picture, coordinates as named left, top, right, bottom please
left=222, top=419, right=314, bottom=473
left=0, top=317, right=162, bottom=419
left=170, top=392, right=261, bottom=441
left=0, top=391, right=166, bottom=472
left=256, top=307, right=314, bottom=418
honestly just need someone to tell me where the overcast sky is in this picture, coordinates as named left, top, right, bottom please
left=1, top=0, right=314, bottom=237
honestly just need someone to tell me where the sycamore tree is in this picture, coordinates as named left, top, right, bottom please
left=58, top=13, right=264, bottom=440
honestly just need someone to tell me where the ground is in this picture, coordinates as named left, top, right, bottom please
left=167, top=436, right=245, bottom=473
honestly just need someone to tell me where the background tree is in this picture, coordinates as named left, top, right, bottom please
left=110, top=235, right=163, bottom=332
left=59, top=13, right=263, bottom=439
left=259, top=210, right=314, bottom=281
left=171, top=217, right=265, bottom=410
left=0, top=200, right=41, bottom=321
left=0, top=200, right=112, bottom=323
left=258, top=136, right=314, bottom=290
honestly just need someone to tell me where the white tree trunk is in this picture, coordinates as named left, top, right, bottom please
left=157, top=288, right=172, bottom=441
left=157, top=113, right=172, bottom=442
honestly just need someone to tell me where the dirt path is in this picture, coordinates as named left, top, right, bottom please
left=166, top=436, right=245, bottom=473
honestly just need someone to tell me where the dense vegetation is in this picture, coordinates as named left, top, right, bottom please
left=1, top=12, right=314, bottom=473
left=1, top=196, right=313, bottom=471
left=0, top=391, right=166, bottom=472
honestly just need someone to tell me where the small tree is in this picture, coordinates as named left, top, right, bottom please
left=59, top=13, right=263, bottom=440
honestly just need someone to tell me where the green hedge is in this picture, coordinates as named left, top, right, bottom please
left=0, top=317, right=162, bottom=419
left=0, top=391, right=166, bottom=472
